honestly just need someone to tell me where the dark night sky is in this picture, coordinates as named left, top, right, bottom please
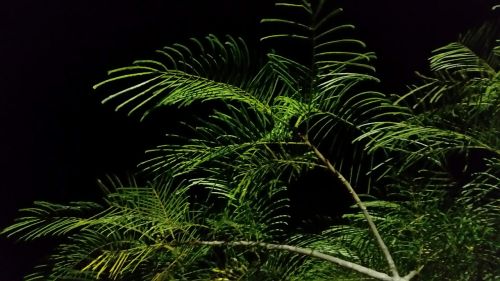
left=0, top=0, right=495, bottom=279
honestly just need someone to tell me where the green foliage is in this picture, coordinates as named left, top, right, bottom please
left=348, top=19, right=500, bottom=280
left=3, top=176, right=292, bottom=280
left=364, top=22, right=500, bottom=171
left=321, top=161, right=499, bottom=280
left=3, top=0, right=499, bottom=280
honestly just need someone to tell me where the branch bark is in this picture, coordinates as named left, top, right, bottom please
left=193, top=240, right=420, bottom=281
left=195, top=240, right=395, bottom=281
left=302, top=136, right=401, bottom=278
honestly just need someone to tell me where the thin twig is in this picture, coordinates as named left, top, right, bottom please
left=402, top=266, right=424, bottom=281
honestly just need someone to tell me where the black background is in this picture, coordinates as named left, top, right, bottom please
left=0, top=0, right=494, bottom=279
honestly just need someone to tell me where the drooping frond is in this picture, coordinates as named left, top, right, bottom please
left=359, top=120, right=500, bottom=173
left=363, top=21, right=500, bottom=172
left=1, top=201, right=103, bottom=241
left=93, top=35, right=274, bottom=120
left=430, top=42, right=495, bottom=75
left=394, top=21, right=500, bottom=112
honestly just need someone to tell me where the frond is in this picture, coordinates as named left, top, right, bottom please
left=430, top=21, right=499, bottom=77
left=360, top=120, right=500, bottom=172
left=3, top=177, right=210, bottom=280
left=494, top=39, right=500, bottom=56
left=430, top=42, right=495, bottom=75
left=96, top=69, right=271, bottom=120
left=394, top=22, right=500, bottom=113
left=366, top=22, right=500, bottom=172
left=458, top=158, right=500, bottom=222
left=261, top=0, right=381, bottom=110
left=1, top=201, right=103, bottom=241
left=93, top=35, right=273, bottom=120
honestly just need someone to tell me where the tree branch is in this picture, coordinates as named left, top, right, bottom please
left=195, top=240, right=395, bottom=281
left=302, top=136, right=401, bottom=278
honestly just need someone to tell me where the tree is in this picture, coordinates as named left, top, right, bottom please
left=3, top=0, right=498, bottom=280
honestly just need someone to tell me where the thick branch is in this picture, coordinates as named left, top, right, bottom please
left=196, top=240, right=394, bottom=281
left=303, top=137, right=400, bottom=278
